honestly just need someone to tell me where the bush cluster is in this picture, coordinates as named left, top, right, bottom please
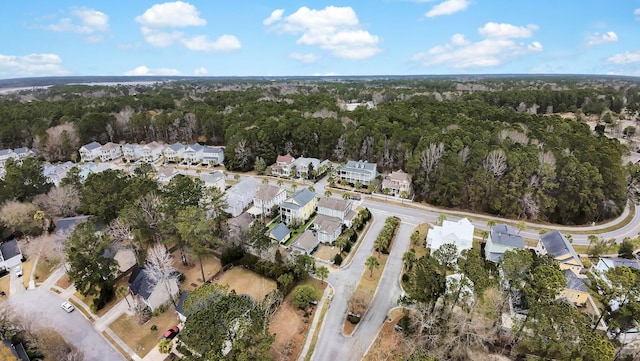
left=374, top=217, right=400, bottom=254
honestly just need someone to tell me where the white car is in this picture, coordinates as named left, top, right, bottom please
left=61, top=301, right=75, bottom=313
left=15, top=265, right=23, bottom=277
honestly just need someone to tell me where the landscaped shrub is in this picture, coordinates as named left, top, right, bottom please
left=334, top=253, right=343, bottom=265
left=152, top=302, right=169, bottom=316
left=374, top=216, right=400, bottom=254
left=150, top=324, right=158, bottom=331
left=91, top=284, right=114, bottom=312
left=343, top=242, right=352, bottom=253
left=176, top=344, right=192, bottom=357
left=221, top=245, right=245, bottom=266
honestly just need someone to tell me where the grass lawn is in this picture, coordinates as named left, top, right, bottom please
left=314, top=244, right=340, bottom=262
left=21, top=259, right=35, bottom=289
left=408, top=223, right=430, bottom=260
left=0, top=274, right=10, bottom=302
left=214, top=267, right=277, bottom=302
left=172, top=252, right=221, bottom=288
left=55, top=274, right=73, bottom=289
left=33, top=256, right=61, bottom=283
left=109, top=309, right=178, bottom=358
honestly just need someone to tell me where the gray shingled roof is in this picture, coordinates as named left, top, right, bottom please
left=344, top=160, right=376, bottom=171
left=128, top=267, right=158, bottom=299
left=490, top=224, right=525, bottom=248
left=270, top=223, right=290, bottom=242
left=291, top=230, right=319, bottom=254
left=317, top=197, right=349, bottom=212
left=564, top=270, right=588, bottom=293
left=168, top=142, right=184, bottom=151
left=0, top=149, right=12, bottom=156
left=283, top=188, right=315, bottom=210
left=0, top=239, right=21, bottom=260
left=540, top=230, right=581, bottom=262
left=55, top=216, right=90, bottom=243
left=83, top=141, right=102, bottom=151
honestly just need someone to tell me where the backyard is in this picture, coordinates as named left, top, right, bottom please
left=213, top=266, right=277, bottom=301
left=314, top=244, right=340, bottom=263
left=171, top=251, right=221, bottom=289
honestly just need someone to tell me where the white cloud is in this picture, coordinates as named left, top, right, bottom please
left=606, top=51, right=640, bottom=64
left=587, top=31, right=618, bottom=46
left=135, top=1, right=205, bottom=28
left=135, top=2, right=241, bottom=52
left=478, top=23, right=538, bottom=39
left=263, top=9, right=284, bottom=26
left=425, top=0, right=469, bottom=18
left=289, top=52, right=319, bottom=63
left=194, top=67, right=208, bottom=75
left=41, top=7, right=109, bottom=42
left=0, top=53, right=68, bottom=77
left=267, top=6, right=381, bottom=60
left=635, top=8, right=640, bottom=21
left=412, top=23, right=543, bottom=69
left=180, top=34, right=241, bottom=51
left=124, top=65, right=182, bottom=76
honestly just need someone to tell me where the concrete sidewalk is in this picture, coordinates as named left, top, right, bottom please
left=297, top=285, right=332, bottom=361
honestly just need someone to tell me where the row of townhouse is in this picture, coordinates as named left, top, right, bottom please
left=0, top=147, right=35, bottom=167
left=79, top=141, right=224, bottom=165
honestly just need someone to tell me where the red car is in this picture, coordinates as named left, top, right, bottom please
left=163, top=326, right=180, bottom=340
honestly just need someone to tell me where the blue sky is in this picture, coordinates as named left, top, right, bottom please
left=1, top=0, right=640, bottom=78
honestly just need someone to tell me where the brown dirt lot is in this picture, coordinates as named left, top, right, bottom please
left=214, top=267, right=277, bottom=302
left=269, top=279, right=320, bottom=361
left=364, top=314, right=406, bottom=361
left=314, top=244, right=339, bottom=262
left=171, top=251, right=221, bottom=289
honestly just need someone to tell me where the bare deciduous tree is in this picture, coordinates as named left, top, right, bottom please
left=420, top=143, right=445, bottom=185
left=360, top=136, right=375, bottom=162
left=333, top=134, right=347, bottom=161
left=482, top=149, right=508, bottom=178
left=0, top=201, right=41, bottom=236
left=499, top=129, right=529, bottom=145
left=146, top=244, right=178, bottom=307
left=458, top=146, right=470, bottom=164
left=538, top=151, right=556, bottom=169
left=133, top=298, right=152, bottom=325
left=33, top=185, right=81, bottom=218
left=235, top=139, right=252, bottom=169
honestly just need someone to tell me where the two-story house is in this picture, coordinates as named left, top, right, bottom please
left=536, top=230, right=583, bottom=275
left=594, top=257, right=640, bottom=273
left=426, top=218, right=474, bottom=256
left=183, top=143, right=204, bottom=164
left=381, top=170, right=413, bottom=197
left=280, top=188, right=317, bottom=226
left=339, top=160, right=377, bottom=186
left=79, top=141, right=102, bottom=162
left=0, top=149, right=17, bottom=167
left=225, top=177, right=260, bottom=217
left=312, top=215, right=343, bottom=244
left=559, top=270, right=589, bottom=307
left=251, top=184, right=287, bottom=217
left=199, top=170, right=226, bottom=191
left=122, top=143, right=141, bottom=162
left=13, top=147, right=35, bottom=161
left=99, top=142, right=122, bottom=162
left=139, top=141, right=164, bottom=163
left=163, top=142, right=185, bottom=163
left=316, top=197, right=355, bottom=227
left=293, top=157, right=320, bottom=178
left=485, top=224, right=525, bottom=263
left=202, top=146, right=224, bottom=166
left=271, top=154, right=296, bottom=177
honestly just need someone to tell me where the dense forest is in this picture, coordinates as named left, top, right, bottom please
left=1, top=76, right=640, bottom=225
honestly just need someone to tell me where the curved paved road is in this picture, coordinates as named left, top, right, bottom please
left=7, top=288, right=125, bottom=361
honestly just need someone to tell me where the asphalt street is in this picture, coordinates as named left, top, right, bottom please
left=7, top=288, right=125, bottom=361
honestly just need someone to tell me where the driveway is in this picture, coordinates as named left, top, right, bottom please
left=7, top=288, right=125, bottom=361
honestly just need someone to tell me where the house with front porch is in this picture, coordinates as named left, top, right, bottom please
left=202, top=146, right=224, bottom=166
left=381, top=170, right=412, bottom=197
left=280, top=188, right=317, bottom=226
left=156, top=166, right=179, bottom=184
left=13, top=147, right=35, bottom=161
left=200, top=170, right=226, bottom=191
left=139, top=142, right=164, bottom=163
left=183, top=143, right=204, bottom=164
left=339, top=160, right=377, bottom=186
left=293, top=157, right=320, bottom=178
left=225, top=177, right=260, bottom=217
left=312, top=215, right=343, bottom=244
left=271, top=154, right=296, bottom=177
left=99, top=142, right=122, bottom=162
left=250, top=184, right=287, bottom=218
left=79, top=141, right=102, bottom=162
left=163, top=142, right=185, bottom=163
left=122, top=144, right=141, bottom=162
left=426, top=218, right=474, bottom=256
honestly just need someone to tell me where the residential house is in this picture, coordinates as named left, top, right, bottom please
left=426, top=218, right=474, bottom=256
left=269, top=223, right=291, bottom=244
left=13, top=147, right=35, bottom=161
left=381, top=170, right=413, bottom=197
left=55, top=215, right=90, bottom=243
left=312, top=215, right=343, bottom=244
left=559, top=270, right=589, bottom=306
left=43, top=161, right=74, bottom=186
left=290, top=230, right=319, bottom=255
left=280, top=188, right=317, bottom=226
left=104, top=246, right=137, bottom=277
left=249, top=184, right=287, bottom=217
left=536, top=230, right=583, bottom=275
left=485, top=224, right=526, bottom=263
left=128, top=266, right=179, bottom=310
left=122, top=143, right=141, bottom=162
left=225, top=177, right=260, bottom=217
left=200, top=170, right=226, bottom=191
left=0, top=238, right=23, bottom=270
left=228, top=213, right=254, bottom=241
left=156, top=166, right=179, bottom=185
left=79, top=141, right=102, bottom=162
left=0, top=149, right=17, bottom=166
left=293, top=157, right=320, bottom=178
left=446, top=274, right=474, bottom=305
left=345, top=101, right=375, bottom=111
left=339, top=160, right=377, bottom=186
left=139, top=141, right=164, bottom=163
left=99, top=142, right=122, bottom=162
left=202, top=146, right=224, bottom=166
left=594, top=257, right=640, bottom=273
left=316, top=197, right=355, bottom=226
left=183, top=143, right=204, bottom=164
left=163, top=142, right=185, bottom=163
left=271, top=154, right=296, bottom=177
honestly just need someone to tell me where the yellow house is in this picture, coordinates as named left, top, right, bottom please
left=536, top=230, right=584, bottom=275
left=558, top=270, right=590, bottom=306
left=279, top=188, right=317, bottom=226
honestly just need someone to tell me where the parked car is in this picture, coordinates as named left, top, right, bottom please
left=163, top=326, right=180, bottom=340
left=16, top=265, right=23, bottom=277
left=61, top=301, right=75, bottom=313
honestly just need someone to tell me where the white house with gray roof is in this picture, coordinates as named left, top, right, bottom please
left=79, top=141, right=102, bottom=162
left=291, top=230, right=320, bottom=255
left=199, top=170, right=226, bottom=191
left=225, top=177, right=260, bottom=217
left=99, top=142, right=122, bottom=162
left=250, top=184, right=287, bottom=217
left=163, top=142, right=185, bottom=163
left=594, top=257, right=640, bottom=273
left=0, top=238, right=23, bottom=270
left=0, top=149, right=17, bottom=166
left=426, top=218, right=474, bottom=256
left=183, top=143, right=204, bottom=164
left=339, top=160, right=377, bottom=186
left=485, top=224, right=525, bottom=263
left=202, top=146, right=224, bottom=166
left=139, top=141, right=164, bottom=163
left=13, top=147, right=35, bottom=161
